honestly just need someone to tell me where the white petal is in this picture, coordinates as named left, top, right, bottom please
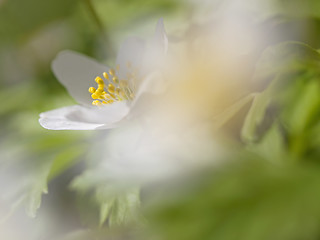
left=115, top=37, right=146, bottom=81
left=39, top=103, right=130, bottom=130
left=133, top=71, right=166, bottom=105
left=126, top=72, right=166, bottom=120
left=153, top=18, right=168, bottom=54
left=140, top=18, right=168, bottom=78
left=52, top=50, right=109, bottom=106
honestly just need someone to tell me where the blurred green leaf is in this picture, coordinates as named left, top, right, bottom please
left=71, top=169, right=142, bottom=226
left=273, top=0, right=320, bottom=19
left=108, top=187, right=141, bottom=227
left=214, top=93, right=256, bottom=129
left=48, top=144, right=87, bottom=181
left=24, top=157, right=52, bottom=218
left=248, top=123, right=287, bottom=162
left=243, top=42, right=320, bottom=144
left=283, top=80, right=320, bottom=133
left=253, top=42, right=320, bottom=83
left=70, top=169, right=105, bottom=193
left=0, top=0, right=80, bottom=44
left=145, top=159, right=320, bottom=240
left=93, top=0, right=182, bottom=31
left=241, top=92, right=271, bottom=142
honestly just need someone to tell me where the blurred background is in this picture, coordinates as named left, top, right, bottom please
left=1, top=0, right=320, bottom=239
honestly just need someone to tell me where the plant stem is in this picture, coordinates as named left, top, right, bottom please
left=84, top=0, right=115, bottom=58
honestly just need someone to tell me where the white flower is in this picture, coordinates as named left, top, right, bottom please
left=39, top=19, right=168, bottom=130
left=96, top=119, right=220, bottom=184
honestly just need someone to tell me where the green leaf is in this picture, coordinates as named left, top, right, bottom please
left=70, top=169, right=106, bottom=193
left=70, top=169, right=142, bottom=226
left=146, top=159, right=320, bottom=240
left=214, top=93, right=257, bottom=129
left=99, top=198, right=115, bottom=227
left=253, top=42, right=320, bottom=83
left=248, top=123, right=286, bottom=162
left=95, top=185, right=116, bottom=226
left=284, top=80, right=320, bottom=134
left=0, top=0, right=80, bottom=44
left=24, top=158, right=52, bottom=218
left=48, top=144, right=87, bottom=181
left=241, top=92, right=271, bottom=142
left=108, top=188, right=141, bottom=227
left=242, top=42, right=320, bottom=143
left=272, top=0, right=320, bottom=18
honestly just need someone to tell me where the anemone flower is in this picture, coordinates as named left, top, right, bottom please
left=39, top=19, right=167, bottom=130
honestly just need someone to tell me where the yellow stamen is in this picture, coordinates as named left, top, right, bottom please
left=109, top=69, right=115, bottom=76
left=89, top=69, right=136, bottom=106
left=95, top=76, right=104, bottom=85
left=113, top=76, right=119, bottom=84
left=91, top=93, right=99, bottom=99
left=120, top=80, right=128, bottom=88
left=96, top=87, right=104, bottom=94
left=92, top=100, right=101, bottom=106
left=88, top=87, right=96, bottom=94
left=108, top=84, right=115, bottom=94
left=103, top=72, right=109, bottom=80
left=109, top=93, right=116, bottom=99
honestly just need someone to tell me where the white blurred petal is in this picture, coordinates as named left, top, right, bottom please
left=39, top=103, right=130, bottom=130
left=153, top=18, right=168, bottom=54
left=101, top=121, right=219, bottom=183
left=141, top=18, right=168, bottom=77
left=115, top=37, right=146, bottom=81
left=130, top=71, right=166, bottom=111
left=52, top=50, right=109, bottom=106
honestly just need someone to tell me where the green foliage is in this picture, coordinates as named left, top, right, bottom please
left=0, top=0, right=80, bottom=44
left=145, top=159, right=320, bottom=240
left=70, top=169, right=142, bottom=227
left=214, top=93, right=257, bottom=129
left=273, top=0, right=320, bottom=18
left=2, top=0, right=320, bottom=239
left=243, top=42, right=320, bottom=149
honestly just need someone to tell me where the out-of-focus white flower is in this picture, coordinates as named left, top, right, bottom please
left=96, top=90, right=221, bottom=183
left=39, top=19, right=167, bottom=130
left=95, top=117, right=220, bottom=185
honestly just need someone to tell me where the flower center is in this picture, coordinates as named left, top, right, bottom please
left=88, top=64, right=136, bottom=106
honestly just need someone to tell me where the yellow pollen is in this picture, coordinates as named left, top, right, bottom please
left=103, top=72, right=109, bottom=80
left=113, top=76, right=119, bottom=84
left=95, top=76, right=104, bottom=85
left=92, top=100, right=101, bottom=106
left=91, top=93, right=99, bottom=99
left=109, top=69, right=115, bottom=76
left=109, top=93, right=116, bottom=99
left=88, top=87, right=96, bottom=94
left=108, top=84, right=115, bottom=93
left=96, top=87, right=104, bottom=94
left=89, top=69, right=136, bottom=106
left=120, top=80, right=128, bottom=88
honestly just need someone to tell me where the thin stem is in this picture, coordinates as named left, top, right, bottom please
left=84, top=0, right=115, bottom=57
